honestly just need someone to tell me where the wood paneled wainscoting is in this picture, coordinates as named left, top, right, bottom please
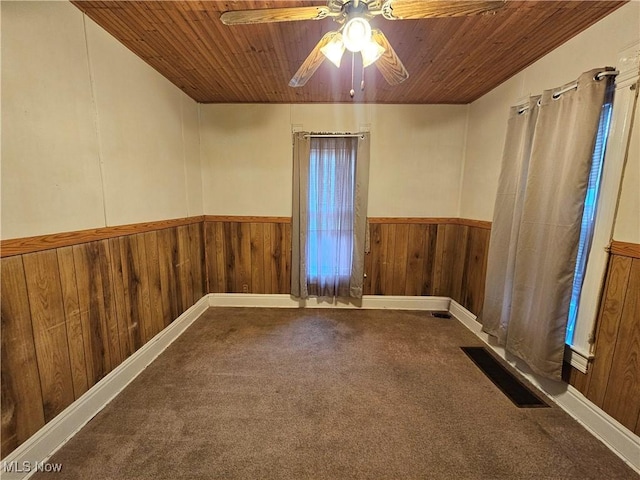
left=565, top=241, right=640, bottom=436
left=204, top=217, right=292, bottom=295
left=3, top=216, right=639, bottom=458
left=365, top=219, right=491, bottom=314
left=203, top=216, right=492, bottom=315
left=0, top=219, right=205, bottom=458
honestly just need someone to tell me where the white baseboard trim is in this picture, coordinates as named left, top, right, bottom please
left=449, top=299, right=640, bottom=473
left=1, top=296, right=210, bottom=480
left=208, top=293, right=451, bottom=311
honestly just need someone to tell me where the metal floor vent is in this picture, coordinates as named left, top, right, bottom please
left=461, top=346, right=549, bottom=408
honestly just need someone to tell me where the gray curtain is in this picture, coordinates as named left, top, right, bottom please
left=481, top=97, right=540, bottom=345
left=291, top=132, right=370, bottom=299
left=481, top=69, right=611, bottom=380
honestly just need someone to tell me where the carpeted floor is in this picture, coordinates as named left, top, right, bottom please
left=32, top=308, right=636, bottom=479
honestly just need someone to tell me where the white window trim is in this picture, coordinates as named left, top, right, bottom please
left=568, top=41, right=640, bottom=373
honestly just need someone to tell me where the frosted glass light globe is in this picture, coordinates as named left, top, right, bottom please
left=342, top=17, right=371, bottom=53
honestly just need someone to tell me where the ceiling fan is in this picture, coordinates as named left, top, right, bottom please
left=221, top=1, right=506, bottom=90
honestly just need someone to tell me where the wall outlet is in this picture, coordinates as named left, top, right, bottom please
left=242, top=284, right=249, bottom=294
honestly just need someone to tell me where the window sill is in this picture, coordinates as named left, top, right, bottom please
left=564, top=344, right=594, bottom=373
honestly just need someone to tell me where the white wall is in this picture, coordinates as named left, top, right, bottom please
left=368, top=105, right=468, bottom=217
left=614, top=96, right=640, bottom=243
left=3, top=1, right=637, bottom=240
left=200, top=103, right=468, bottom=217
left=461, top=1, right=640, bottom=243
left=1, top=1, right=104, bottom=238
left=1, top=1, right=203, bottom=240
left=200, top=104, right=292, bottom=217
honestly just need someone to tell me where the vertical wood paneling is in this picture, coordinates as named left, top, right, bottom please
left=377, top=224, right=391, bottom=295
left=152, top=233, right=173, bottom=330
left=1, top=257, right=45, bottom=458
left=158, top=227, right=180, bottom=322
left=204, top=219, right=491, bottom=301
left=383, top=224, right=397, bottom=295
left=204, top=222, right=217, bottom=293
left=568, top=367, right=590, bottom=396
left=363, top=225, right=373, bottom=295
left=392, top=224, right=409, bottom=295
left=368, top=223, right=382, bottom=295
left=432, top=224, right=447, bottom=297
left=176, top=226, right=194, bottom=310
left=73, top=241, right=114, bottom=386
left=238, top=223, right=252, bottom=293
left=433, top=224, right=459, bottom=296
left=132, top=235, right=153, bottom=344
left=423, top=225, right=438, bottom=295
left=108, top=237, right=135, bottom=361
left=3, top=216, right=638, bottom=457
left=204, top=220, right=291, bottom=295
left=56, top=247, right=90, bottom=399
left=229, top=223, right=242, bottom=292
left=276, top=223, right=289, bottom=294
left=585, top=256, right=631, bottom=406
left=99, top=240, right=122, bottom=370
left=450, top=226, right=469, bottom=302
left=22, top=251, right=75, bottom=422
left=203, top=222, right=211, bottom=295
left=262, top=224, right=274, bottom=294
left=1, top=222, right=206, bottom=459
left=601, top=258, right=640, bottom=431
left=567, top=251, right=640, bottom=435
left=203, top=219, right=490, bottom=303
left=460, top=227, right=490, bottom=314
left=250, top=223, right=265, bottom=293
left=223, top=222, right=235, bottom=293
left=143, top=232, right=165, bottom=339
left=444, top=224, right=462, bottom=296
left=119, top=236, right=149, bottom=349
left=268, top=223, right=281, bottom=293
left=189, top=223, right=205, bottom=301
left=214, top=222, right=228, bottom=293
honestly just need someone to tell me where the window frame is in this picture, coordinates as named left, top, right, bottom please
left=564, top=46, right=640, bottom=372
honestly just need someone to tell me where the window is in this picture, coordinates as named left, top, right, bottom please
left=566, top=94, right=614, bottom=345
left=291, top=132, right=370, bottom=300
left=307, top=137, right=357, bottom=282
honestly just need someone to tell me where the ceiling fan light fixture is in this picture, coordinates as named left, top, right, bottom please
left=320, top=33, right=345, bottom=68
left=342, top=17, right=372, bottom=52
left=361, top=40, right=385, bottom=67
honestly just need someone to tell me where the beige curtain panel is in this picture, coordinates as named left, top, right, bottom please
left=481, top=69, right=612, bottom=380
left=291, top=132, right=370, bottom=300
left=481, top=97, right=540, bottom=346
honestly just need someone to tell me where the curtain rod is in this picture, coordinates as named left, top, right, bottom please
left=304, top=133, right=365, bottom=139
left=517, top=70, right=618, bottom=115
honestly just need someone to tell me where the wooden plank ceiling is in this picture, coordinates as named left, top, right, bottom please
left=71, top=1, right=625, bottom=104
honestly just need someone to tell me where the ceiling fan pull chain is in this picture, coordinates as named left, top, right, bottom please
left=350, top=51, right=355, bottom=98
left=361, top=61, right=365, bottom=91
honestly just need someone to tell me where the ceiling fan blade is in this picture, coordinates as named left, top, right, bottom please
left=221, top=6, right=334, bottom=25
left=371, top=29, right=409, bottom=86
left=289, top=31, right=339, bottom=88
left=382, top=0, right=506, bottom=20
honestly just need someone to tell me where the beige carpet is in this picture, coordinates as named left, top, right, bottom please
left=32, top=308, right=636, bottom=479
